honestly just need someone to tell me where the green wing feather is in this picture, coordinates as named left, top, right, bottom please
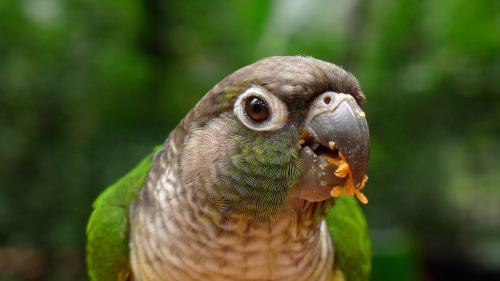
left=326, top=195, right=372, bottom=281
left=86, top=146, right=161, bottom=281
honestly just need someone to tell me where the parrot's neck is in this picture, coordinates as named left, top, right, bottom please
left=129, top=148, right=335, bottom=281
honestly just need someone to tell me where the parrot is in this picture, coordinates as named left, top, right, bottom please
left=86, top=56, right=371, bottom=281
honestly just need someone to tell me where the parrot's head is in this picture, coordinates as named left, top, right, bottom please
left=179, top=56, right=369, bottom=222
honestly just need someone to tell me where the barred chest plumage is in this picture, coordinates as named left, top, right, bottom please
left=129, top=134, right=335, bottom=281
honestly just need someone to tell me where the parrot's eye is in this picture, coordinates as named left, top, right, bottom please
left=234, top=86, right=288, bottom=131
left=244, top=96, right=269, bottom=122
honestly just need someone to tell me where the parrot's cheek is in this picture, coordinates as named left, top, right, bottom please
left=293, top=144, right=347, bottom=202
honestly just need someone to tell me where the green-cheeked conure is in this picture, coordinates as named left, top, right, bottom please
left=87, top=56, right=371, bottom=281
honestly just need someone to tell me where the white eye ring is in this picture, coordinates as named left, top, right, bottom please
left=234, top=86, right=288, bottom=131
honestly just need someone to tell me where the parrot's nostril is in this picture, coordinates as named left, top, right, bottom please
left=323, top=96, right=331, bottom=105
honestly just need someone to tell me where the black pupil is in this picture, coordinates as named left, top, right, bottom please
left=245, top=97, right=269, bottom=122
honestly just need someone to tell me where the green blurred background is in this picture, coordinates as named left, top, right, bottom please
left=1, top=0, right=499, bottom=280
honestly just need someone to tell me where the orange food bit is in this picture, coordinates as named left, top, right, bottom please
left=334, top=163, right=350, bottom=178
left=330, top=153, right=369, bottom=204
left=331, top=186, right=345, bottom=197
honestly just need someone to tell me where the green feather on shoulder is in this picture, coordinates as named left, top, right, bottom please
left=86, top=146, right=161, bottom=281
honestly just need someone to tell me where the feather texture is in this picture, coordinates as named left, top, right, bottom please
left=86, top=56, right=371, bottom=281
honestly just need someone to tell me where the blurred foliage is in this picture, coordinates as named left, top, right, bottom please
left=1, top=0, right=499, bottom=280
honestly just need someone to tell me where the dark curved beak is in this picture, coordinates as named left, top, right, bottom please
left=306, top=93, right=370, bottom=187
left=294, top=92, right=370, bottom=202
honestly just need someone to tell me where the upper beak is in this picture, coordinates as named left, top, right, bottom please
left=294, top=92, right=370, bottom=202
